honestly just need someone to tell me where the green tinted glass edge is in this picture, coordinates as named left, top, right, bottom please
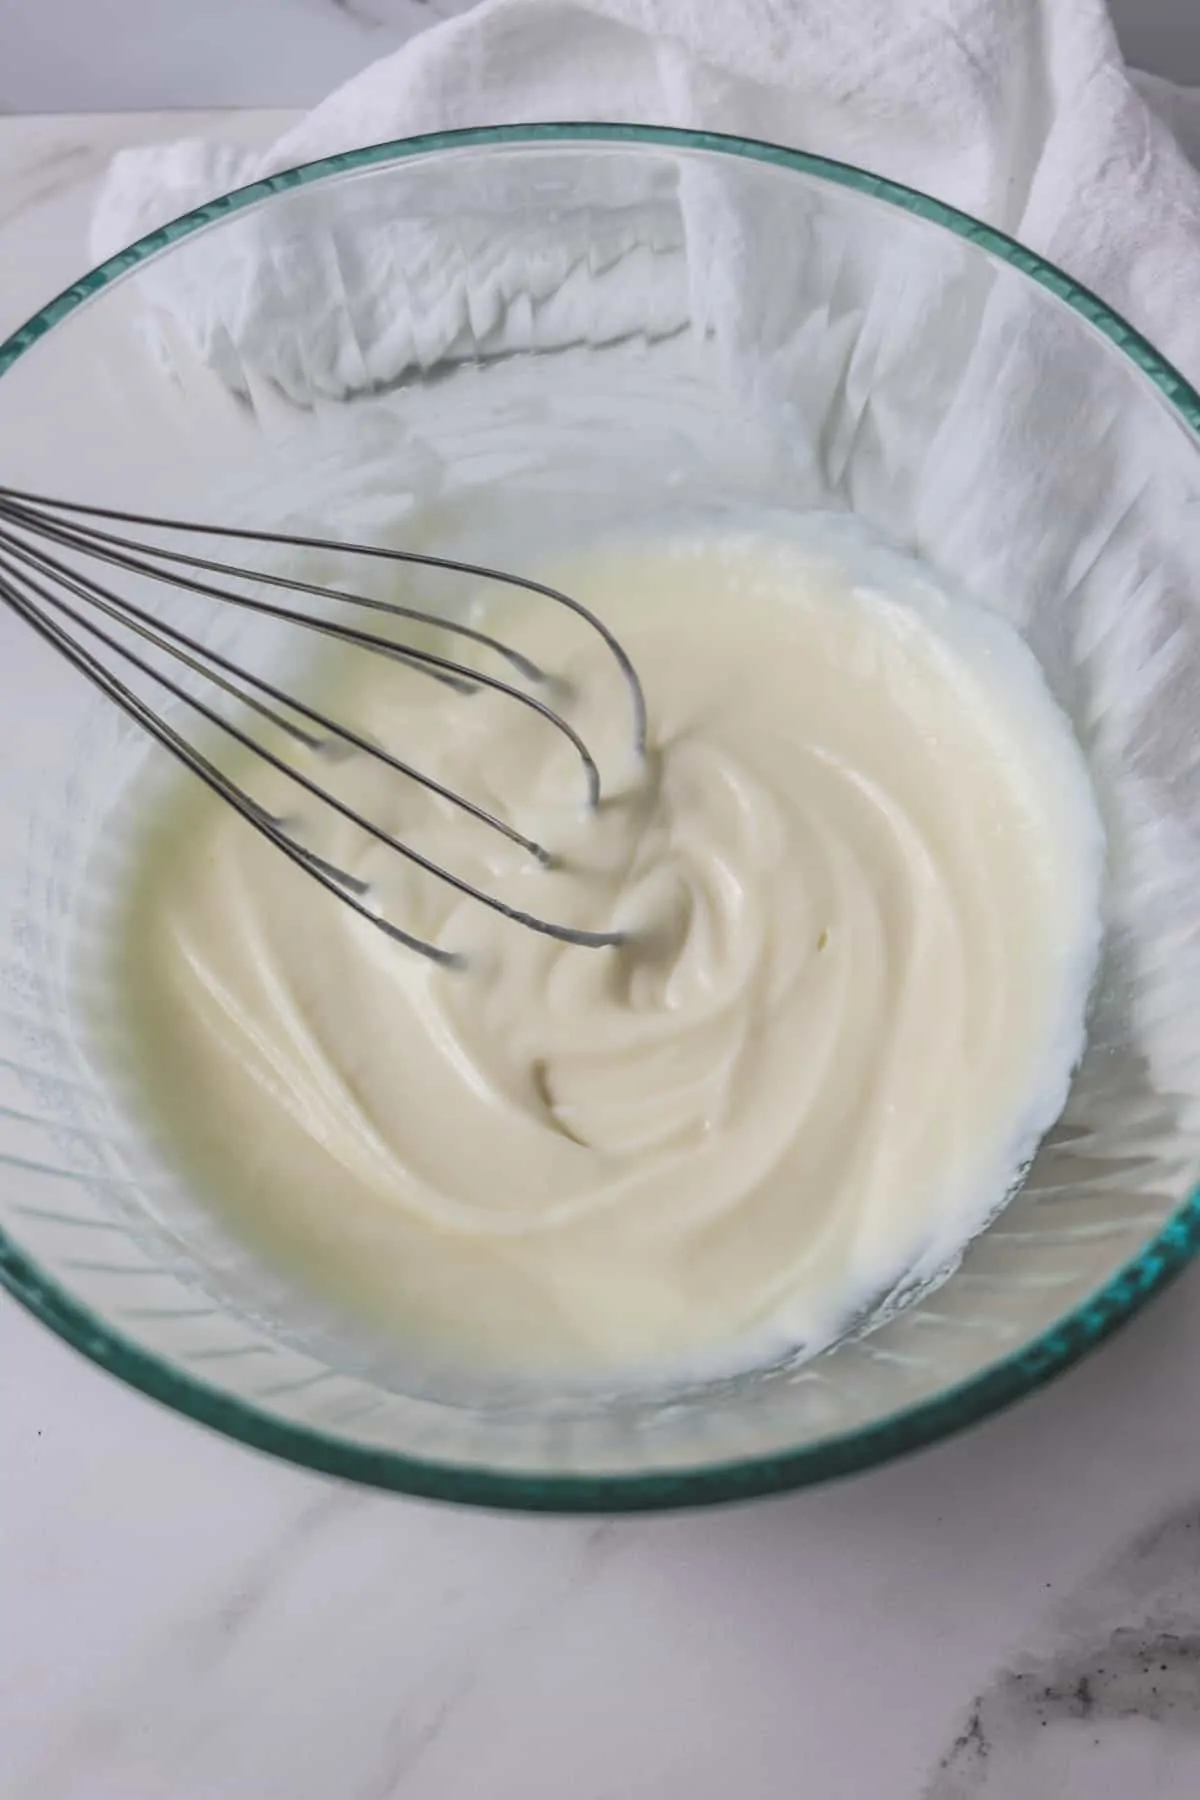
left=2, top=121, right=1199, bottom=1512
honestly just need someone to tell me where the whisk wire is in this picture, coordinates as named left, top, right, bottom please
left=0, top=487, right=648, bottom=753
left=0, top=487, right=646, bottom=964
left=0, top=560, right=465, bottom=963
left=0, top=490, right=548, bottom=681
left=0, top=500, right=606, bottom=808
left=8, top=555, right=607, bottom=948
left=0, top=527, right=553, bottom=864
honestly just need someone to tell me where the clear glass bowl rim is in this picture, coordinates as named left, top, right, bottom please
left=2, top=120, right=1199, bottom=1512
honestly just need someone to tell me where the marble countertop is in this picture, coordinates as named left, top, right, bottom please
left=4, top=109, right=1200, bottom=1800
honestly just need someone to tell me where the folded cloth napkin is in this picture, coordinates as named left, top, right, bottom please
left=91, top=0, right=1200, bottom=393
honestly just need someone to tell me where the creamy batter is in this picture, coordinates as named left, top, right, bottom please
left=110, top=521, right=1104, bottom=1378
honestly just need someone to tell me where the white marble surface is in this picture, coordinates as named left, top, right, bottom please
left=5, top=109, right=1200, bottom=1800
left=0, top=0, right=1198, bottom=111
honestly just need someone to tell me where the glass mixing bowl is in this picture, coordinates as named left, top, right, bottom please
left=3, top=125, right=1200, bottom=1511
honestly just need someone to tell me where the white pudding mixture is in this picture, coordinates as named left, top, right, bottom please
left=110, top=521, right=1103, bottom=1378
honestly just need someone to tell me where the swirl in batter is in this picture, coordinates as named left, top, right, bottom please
left=112, top=522, right=1103, bottom=1376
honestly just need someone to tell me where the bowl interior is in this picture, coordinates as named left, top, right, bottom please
left=2, top=127, right=1200, bottom=1508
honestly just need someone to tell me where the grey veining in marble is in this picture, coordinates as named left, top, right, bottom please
left=929, top=1503, right=1200, bottom=1797
left=6, top=106, right=1200, bottom=1800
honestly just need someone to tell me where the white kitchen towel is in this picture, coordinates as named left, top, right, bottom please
left=90, top=0, right=1200, bottom=395
left=82, top=0, right=1200, bottom=1116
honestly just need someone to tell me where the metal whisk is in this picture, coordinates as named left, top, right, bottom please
left=0, top=486, right=648, bottom=968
